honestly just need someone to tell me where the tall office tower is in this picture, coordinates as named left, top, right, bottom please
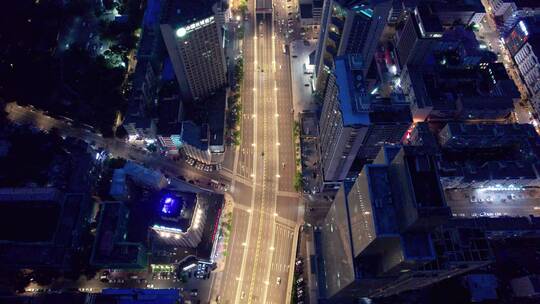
left=318, top=146, right=453, bottom=301
left=317, top=139, right=540, bottom=301
left=318, top=55, right=411, bottom=190
left=314, top=0, right=391, bottom=95
left=160, top=0, right=227, bottom=101
left=394, top=4, right=443, bottom=69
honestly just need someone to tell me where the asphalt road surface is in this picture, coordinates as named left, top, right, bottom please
left=209, top=0, right=300, bottom=303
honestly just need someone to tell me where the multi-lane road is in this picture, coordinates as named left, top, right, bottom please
left=209, top=0, right=300, bottom=303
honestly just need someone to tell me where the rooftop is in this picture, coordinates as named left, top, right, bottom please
left=335, top=56, right=411, bottom=127
left=403, top=147, right=446, bottom=208
left=415, top=3, right=443, bottom=36
left=91, top=202, right=146, bottom=268
left=0, top=199, right=60, bottom=242
left=181, top=90, right=226, bottom=149
left=97, top=288, right=182, bottom=304
left=0, top=189, right=89, bottom=269
left=154, top=192, right=197, bottom=233
left=438, top=123, right=537, bottom=149
left=366, top=166, right=398, bottom=237
left=300, top=4, right=313, bottom=19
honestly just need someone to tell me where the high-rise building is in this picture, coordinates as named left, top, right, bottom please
left=505, top=17, right=540, bottom=113
left=395, top=4, right=443, bottom=68
left=317, top=142, right=540, bottom=301
left=318, top=55, right=411, bottom=190
left=161, top=0, right=227, bottom=101
left=314, top=0, right=392, bottom=94
left=318, top=146, right=453, bottom=301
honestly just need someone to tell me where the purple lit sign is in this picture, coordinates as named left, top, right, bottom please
left=161, top=196, right=177, bottom=214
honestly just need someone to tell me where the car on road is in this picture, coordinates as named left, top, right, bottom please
left=276, top=277, right=281, bottom=285
left=241, top=291, right=246, bottom=299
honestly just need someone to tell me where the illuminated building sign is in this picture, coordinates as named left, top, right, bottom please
left=152, top=224, right=183, bottom=234
left=176, top=16, right=215, bottom=38
left=161, top=197, right=176, bottom=214
left=176, top=27, right=187, bottom=37
left=519, top=20, right=529, bottom=37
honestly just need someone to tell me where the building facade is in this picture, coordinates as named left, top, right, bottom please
left=318, top=55, right=411, bottom=189
left=395, top=4, right=443, bottom=68
left=314, top=0, right=391, bottom=95
left=161, top=1, right=227, bottom=101
left=507, top=18, right=540, bottom=113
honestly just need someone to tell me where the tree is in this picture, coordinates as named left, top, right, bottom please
left=238, top=0, right=248, bottom=15
left=294, top=171, right=303, bottom=192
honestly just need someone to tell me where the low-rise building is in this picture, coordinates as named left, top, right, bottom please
left=0, top=188, right=91, bottom=271
left=511, top=275, right=540, bottom=298
left=488, top=0, right=540, bottom=33
left=92, top=288, right=183, bottom=304
left=179, top=90, right=226, bottom=165
left=123, top=116, right=157, bottom=142
left=151, top=191, right=224, bottom=264
left=90, top=201, right=147, bottom=269
left=123, top=161, right=168, bottom=190
left=109, top=169, right=128, bottom=201
left=401, top=55, right=517, bottom=122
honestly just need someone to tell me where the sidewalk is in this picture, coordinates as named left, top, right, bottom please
left=298, top=225, right=319, bottom=304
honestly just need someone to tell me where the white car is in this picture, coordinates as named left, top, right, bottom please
left=276, top=277, right=281, bottom=285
